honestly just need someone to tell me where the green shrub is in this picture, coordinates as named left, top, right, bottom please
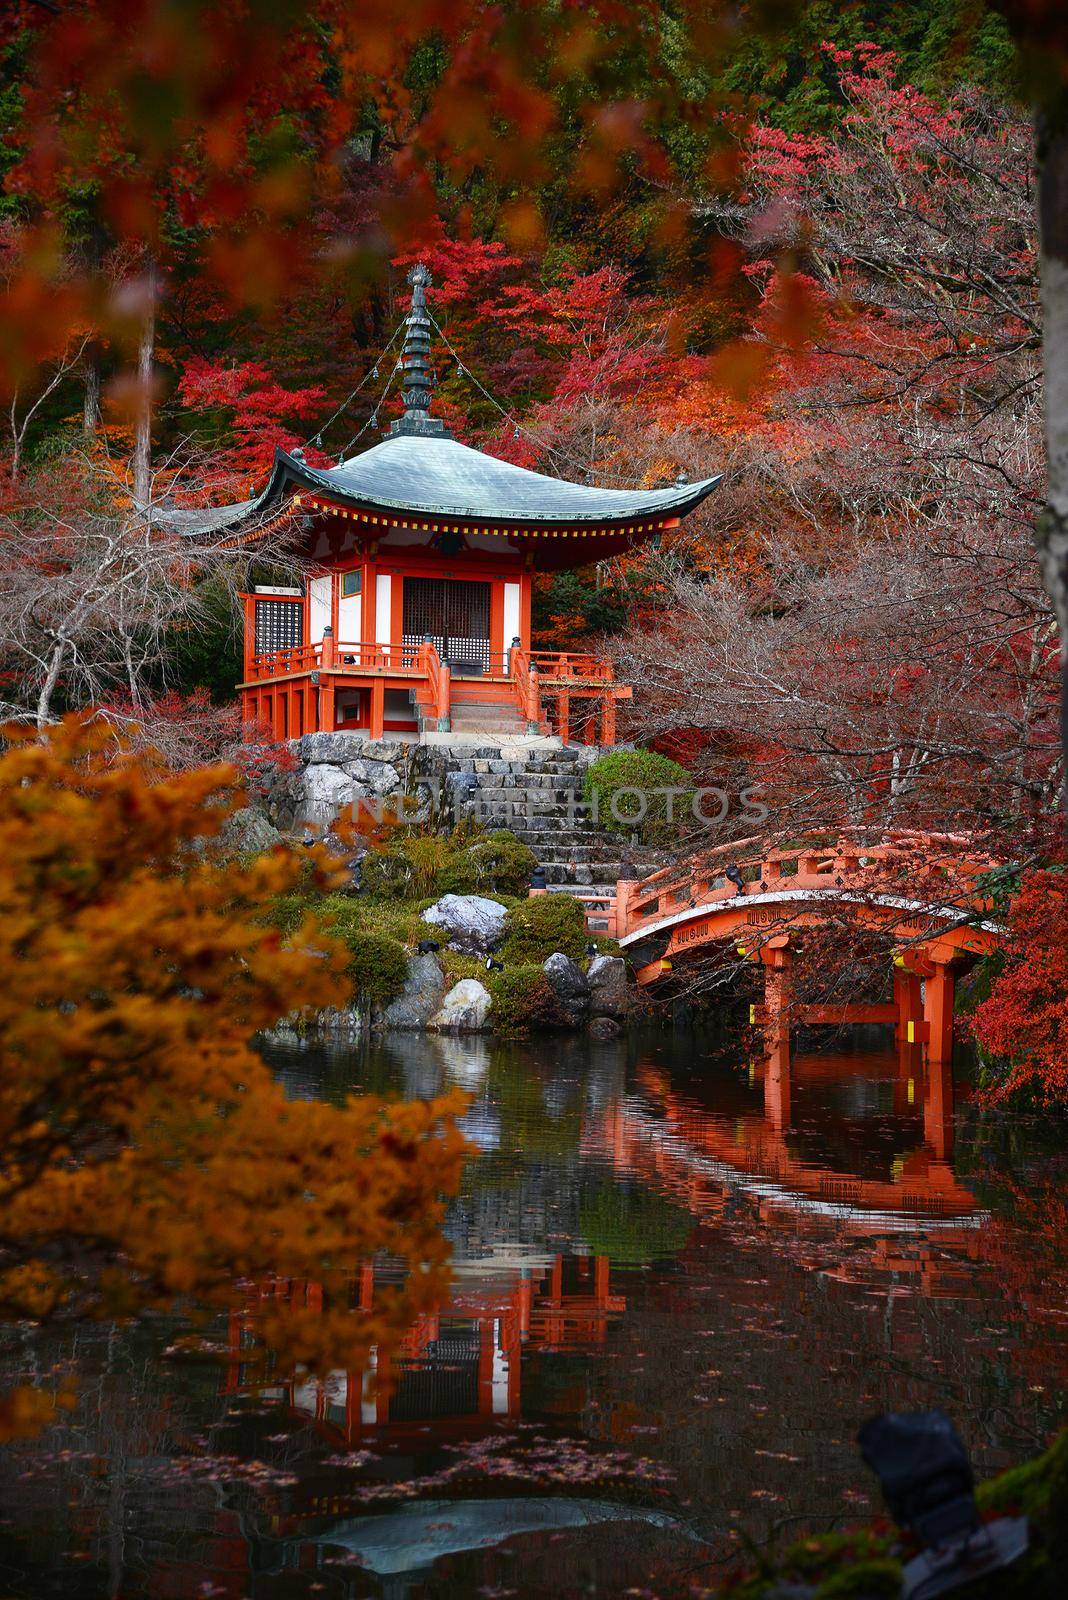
left=287, top=893, right=409, bottom=1006
left=341, top=930, right=409, bottom=1006
left=583, top=748, right=694, bottom=846
left=490, top=964, right=570, bottom=1035
left=361, top=833, right=455, bottom=899
left=464, top=830, right=537, bottom=897
left=361, top=826, right=533, bottom=902
left=502, top=893, right=588, bottom=964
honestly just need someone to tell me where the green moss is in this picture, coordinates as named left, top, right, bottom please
left=502, top=893, right=588, bottom=964
left=462, top=830, right=537, bottom=897
left=490, top=965, right=570, bottom=1035
left=815, top=1559, right=902, bottom=1598
left=361, top=826, right=535, bottom=901
left=340, top=930, right=409, bottom=1006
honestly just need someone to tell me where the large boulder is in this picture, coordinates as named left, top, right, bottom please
left=429, top=978, right=493, bottom=1034
left=543, top=952, right=591, bottom=1023
left=300, top=731, right=366, bottom=765
left=346, top=756, right=401, bottom=796
left=587, top=954, right=631, bottom=1019
left=374, top=954, right=448, bottom=1032
left=218, top=806, right=284, bottom=856
left=422, top=893, right=508, bottom=955
left=301, top=763, right=357, bottom=826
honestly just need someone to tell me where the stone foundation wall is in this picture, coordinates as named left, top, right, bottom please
left=245, top=731, right=600, bottom=835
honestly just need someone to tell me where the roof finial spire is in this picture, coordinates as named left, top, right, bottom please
left=389, top=262, right=451, bottom=439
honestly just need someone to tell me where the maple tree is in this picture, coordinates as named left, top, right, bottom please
left=612, top=50, right=1059, bottom=840
left=971, top=867, right=1068, bottom=1104
left=0, top=715, right=468, bottom=1435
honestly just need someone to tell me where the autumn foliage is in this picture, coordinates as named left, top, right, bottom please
left=971, top=869, right=1068, bottom=1105
left=0, top=716, right=468, bottom=1427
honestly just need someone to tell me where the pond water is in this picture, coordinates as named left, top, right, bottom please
left=1, top=1022, right=1065, bottom=1598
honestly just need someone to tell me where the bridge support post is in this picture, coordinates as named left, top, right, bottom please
left=893, top=968, right=923, bottom=1045
left=760, top=942, right=793, bottom=1131
left=923, top=960, right=955, bottom=1069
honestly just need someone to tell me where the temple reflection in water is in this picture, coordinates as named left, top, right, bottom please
left=3, top=1024, right=1061, bottom=1600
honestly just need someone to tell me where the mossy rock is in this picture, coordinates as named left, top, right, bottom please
left=726, top=1433, right=1068, bottom=1600
left=815, top=1559, right=902, bottom=1598
left=339, top=930, right=409, bottom=1006
left=502, top=893, right=589, bottom=965
left=489, top=964, right=572, bottom=1035
left=463, top=830, right=537, bottom=897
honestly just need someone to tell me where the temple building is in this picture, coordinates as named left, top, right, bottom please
left=165, top=264, right=720, bottom=745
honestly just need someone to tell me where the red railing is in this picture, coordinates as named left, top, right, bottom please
left=247, top=638, right=427, bottom=681
left=509, top=645, right=541, bottom=729
left=419, top=642, right=451, bottom=727
left=618, top=832, right=1004, bottom=940
left=529, top=650, right=615, bottom=682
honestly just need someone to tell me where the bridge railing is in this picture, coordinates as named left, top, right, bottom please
left=615, top=831, right=1003, bottom=942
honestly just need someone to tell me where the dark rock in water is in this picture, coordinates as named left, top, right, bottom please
left=588, top=1015, right=621, bottom=1040
left=587, top=954, right=631, bottom=1018
left=543, top=952, right=591, bottom=1024
left=376, top=953, right=448, bottom=1032
left=543, top=952, right=590, bottom=1002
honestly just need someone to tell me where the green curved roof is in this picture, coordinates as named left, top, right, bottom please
left=158, top=433, right=720, bottom=537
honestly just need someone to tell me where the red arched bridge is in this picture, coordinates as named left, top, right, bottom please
left=570, top=832, right=1007, bottom=1070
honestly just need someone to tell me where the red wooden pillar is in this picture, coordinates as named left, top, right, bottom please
left=601, top=693, right=616, bottom=748
left=369, top=678, right=385, bottom=739
left=894, top=968, right=923, bottom=1045
left=517, top=1271, right=533, bottom=1338
left=760, top=943, right=792, bottom=1131
left=240, top=593, right=256, bottom=681
left=923, top=961, right=955, bottom=1069
left=358, top=1263, right=375, bottom=1311
left=557, top=691, right=570, bottom=745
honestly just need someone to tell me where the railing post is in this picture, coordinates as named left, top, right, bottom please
left=320, top=625, right=335, bottom=670
left=438, top=659, right=451, bottom=731
left=601, top=692, right=616, bottom=748
left=527, top=663, right=540, bottom=733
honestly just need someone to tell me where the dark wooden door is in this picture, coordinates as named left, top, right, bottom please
left=403, top=577, right=492, bottom=670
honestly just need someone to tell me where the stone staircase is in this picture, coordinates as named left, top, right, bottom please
left=428, top=744, right=659, bottom=895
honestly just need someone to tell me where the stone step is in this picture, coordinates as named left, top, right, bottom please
left=543, top=864, right=626, bottom=889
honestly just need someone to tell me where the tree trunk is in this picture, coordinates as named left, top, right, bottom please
left=83, top=353, right=101, bottom=439
left=132, top=263, right=156, bottom=508
left=1037, top=106, right=1068, bottom=814
left=36, top=637, right=66, bottom=730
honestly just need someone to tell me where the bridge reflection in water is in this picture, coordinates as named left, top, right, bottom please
left=232, top=1030, right=984, bottom=1451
